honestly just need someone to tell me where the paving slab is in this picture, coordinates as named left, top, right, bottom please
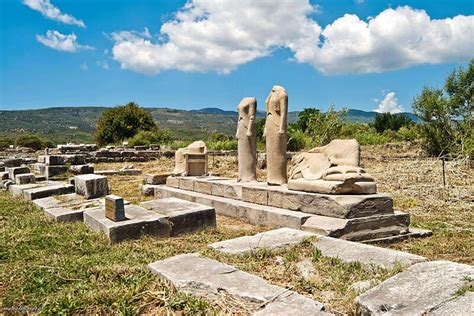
left=84, top=204, right=171, bottom=243
left=9, top=181, right=60, bottom=197
left=23, top=183, right=75, bottom=200
left=313, top=236, right=426, bottom=269
left=429, top=291, right=474, bottom=315
left=148, top=253, right=328, bottom=315
left=209, top=228, right=316, bottom=255
left=356, top=260, right=474, bottom=315
left=140, top=197, right=216, bottom=236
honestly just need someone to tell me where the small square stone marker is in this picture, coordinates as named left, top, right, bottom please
left=105, top=195, right=126, bottom=221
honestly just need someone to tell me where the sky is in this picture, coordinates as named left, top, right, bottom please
left=1, top=0, right=473, bottom=113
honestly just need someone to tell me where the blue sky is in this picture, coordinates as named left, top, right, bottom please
left=1, top=0, right=473, bottom=113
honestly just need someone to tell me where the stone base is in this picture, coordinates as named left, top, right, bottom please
left=84, top=205, right=171, bottom=243
left=140, top=197, right=216, bottom=236
left=23, top=183, right=75, bottom=200
left=154, top=185, right=412, bottom=241
left=288, top=178, right=376, bottom=195
left=33, top=193, right=104, bottom=222
left=166, top=176, right=393, bottom=219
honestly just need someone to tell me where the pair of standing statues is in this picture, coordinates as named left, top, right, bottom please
left=237, top=85, right=288, bottom=185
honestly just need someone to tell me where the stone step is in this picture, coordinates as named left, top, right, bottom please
left=154, top=185, right=410, bottom=241
left=167, top=176, right=394, bottom=219
left=33, top=193, right=104, bottom=222
left=356, top=260, right=474, bottom=315
left=148, top=253, right=330, bottom=315
left=209, top=228, right=426, bottom=269
left=9, top=181, right=63, bottom=197
left=23, top=183, right=75, bottom=200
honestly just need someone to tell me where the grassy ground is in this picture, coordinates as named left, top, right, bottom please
left=1, top=145, right=473, bottom=314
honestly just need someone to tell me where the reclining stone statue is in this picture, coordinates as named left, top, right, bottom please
left=172, top=141, right=208, bottom=176
left=287, top=139, right=377, bottom=194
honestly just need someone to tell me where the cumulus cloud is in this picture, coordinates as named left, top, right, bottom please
left=373, top=91, right=404, bottom=113
left=36, top=30, right=94, bottom=52
left=110, top=1, right=474, bottom=75
left=23, top=0, right=85, bottom=27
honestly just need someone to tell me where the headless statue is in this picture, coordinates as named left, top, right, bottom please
left=264, top=85, right=288, bottom=185
left=288, top=139, right=376, bottom=194
left=236, top=97, right=257, bottom=182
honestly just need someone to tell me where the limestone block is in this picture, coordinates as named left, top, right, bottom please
left=1, top=171, right=8, bottom=180
left=44, top=207, right=85, bottom=222
left=7, top=166, right=30, bottom=180
left=429, top=292, right=474, bottom=315
left=141, top=184, right=155, bottom=196
left=45, top=165, right=68, bottom=178
left=178, top=177, right=194, bottom=191
left=241, top=184, right=268, bottom=205
left=193, top=179, right=213, bottom=194
left=23, top=183, right=75, bottom=200
left=15, top=173, right=35, bottom=185
left=356, top=261, right=474, bottom=315
left=45, top=154, right=86, bottom=165
left=140, top=197, right=216, bottom=236
left=288, top=178, right=376, bottom=195
left=75, top=174, right=109, bottom=199
left=144, top=173, right=170, bottom=185
left=70, top=164, right=94, bottom=175
left=4, top=158, right=22, bottom=168
left=166, top=176, right=180, bottom=188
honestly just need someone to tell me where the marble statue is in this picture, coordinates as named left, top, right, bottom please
left=172, top=140, right=208, bottom=176
left=288, top=139, right=377, bottom=194
left=236, top=97, right=257, bottom=182
left=264, top=85, right=288, bottom=185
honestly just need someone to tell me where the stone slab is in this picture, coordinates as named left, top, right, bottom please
left=94, top=169, right=142, bottom=176
left=144, top=173, right=170, bottom=185
left=155, top=186, right=311, bottom=230
left=45, top=154, right=86, bottom=165
left=9, top=181, right=61, bottom=197
left=70, top=164, right=94, bottom=175
left=148, top=253, right=327, bottom=314
left=1, top=171, right=9, bottom=181
left=140, top=197, right=216, bottom=236
left=313, top=235, right=426, bottom=269
left=356, top=260, right=474, bottom=315
left=45, top=165, right=68, bottom=178
left=7, top=166, right=30, bottom=180
left=44, top=207, right=86, bottom=222
left=23, top=183, right=75, bottom=200
left=362, top=227, right=433, bottom=244
left=4, top=158, right=22, bottom=167
left=84, top=205, right=171, bottom=243
left=429, top=291, right=474, bottom=315
left=209, top=228, right=316, bottom=255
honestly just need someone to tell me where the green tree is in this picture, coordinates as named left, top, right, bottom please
left=255, top=118, right=266, bottom=142
left=95, top=102, right=158, bottom=146
left=372, top=112, right=414, bottom=133
left=412, top=60, right=473, bottom=157
left=293, top=108, right=320, bottom=132
left=15, top=134, right=50, bottom=150
left=0, top=136, right=13, bottom=150
left=127, top=129, right=171, bottom=147
left=304, top=106, right=347, bottom=147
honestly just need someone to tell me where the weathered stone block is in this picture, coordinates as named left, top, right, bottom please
left=15, top=173, right=35, bottom=185
left=70, top=164, right=94, bottom=175
left=75, top=174, right=108, bottom=199
left=7, top=166, right=30, bottom=180
left=140, top=197, right=216, bottom=236
left=356, top=260, right=474, bottom=315
left=241, top=184, right=268, bottom=205
left=23, top=183, right=75, bottom=200
left=178, top=177, right=194, bottom=191
left=193, top=179, right=213, bottom=194
left=165, top=176, right=180, bottom=188
left=1, top=171, right=8, bottom=180
left=144, top=173, right=170, bottom=185
left=4, top=158, right=22, bottom=168
left=84, top=205, right=171, bottom=243
left=45, top=165, right=68, bottom=178
left=44, top=207, right=85, bottom=222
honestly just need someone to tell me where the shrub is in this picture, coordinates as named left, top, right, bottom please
left=0, top=136, right=13, bottom=150
left=127, top=129, right=171, bottom=147
left=95, top=102, right=158, bottom=146
left=372, top=112, right=414, bottom=133
left=287, top=128, right=308, bottom=151
left=208, top=133, right=233, bottom=142
left=397, top=125, right=421, bottom=142
left=304, top=106, right=347, bottom=147
left=15, top=134, right=49, bottom=150
left=206, top=139, right=238, bottom=151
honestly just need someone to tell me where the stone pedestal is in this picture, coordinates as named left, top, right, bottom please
left=75, top=174, right=108, bottom=199
left=105, top=195, right=126, bottom=221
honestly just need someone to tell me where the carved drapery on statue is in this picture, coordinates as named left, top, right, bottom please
left=288, top=139, right=377, bottom=194
left=172, top=141, right=208, bottom=177
left=264, top=85, right=288, bottom=185
left=236, top=97, right=257, bottom=182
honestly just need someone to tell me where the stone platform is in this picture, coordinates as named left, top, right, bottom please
left=84, top=198, right=216, bottom=243
left=150, top=176, right=427, bottom=241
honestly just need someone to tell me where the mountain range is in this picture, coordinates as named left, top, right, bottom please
left=0, top=106, right=419, bottom=143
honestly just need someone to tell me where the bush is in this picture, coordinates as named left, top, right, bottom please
left=397, top=125, right=421, bottom=142
left=15, top=134, right=50, bottom=150
left=0, top=136, right=13, bottom=150
left=287, top=128, right=308, bottom=151
left=208, top=133, right=233, bottom=142
left=304, top=106, right=347, bottom=147
left=127, top=130, right=172, bottom=147
left=372, top=112, right=413, bottom=133
left=95, top=102, right=158, bottom=146
left=206, top=139, right=238, bottom=151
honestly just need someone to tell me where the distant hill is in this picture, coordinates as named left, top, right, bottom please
left=0, top=106, right=419, bottom=144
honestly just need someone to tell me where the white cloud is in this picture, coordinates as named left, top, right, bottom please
left=110, top=1, right=474, bottom=75
left=23, top=0, right=85, bottom=27
left=97, top=60, right=110, bottom=70
left=373, top=91, right=404, bottom=113
left=80, top=62, right=88, bottom=71
left=36, top=30, right=94, bottom=52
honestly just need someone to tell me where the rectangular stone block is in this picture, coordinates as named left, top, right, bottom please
left=144, top=173, right=170, bottom=185
left=8, top=166, right=30, bottom=180
left=105, top=195, right=126, bottom=222
left=75, top=174, right=108, bottom=199
left=45, top=165, right=68, bottom=178
left=15, top=173, right=35, bottom=185
left=166, top=176, right=180, bottom=188
left=241, top=184, right=268, bottom=205
left=44, top=207, right=85, bottom=222
left=45, top=154, right=86, bottom=165
left=1, top=171, right=8, bottom=180
left=4, top=158, right=22, bottom=167
left=140, top=197, right=216, bottom=236
left=70, top=164, right=94, bottom=175
left=23, top=184, right=75, bottom=200
left=178, top=177, right=194, bottom=191
left=193, top=179, right=213, bottom=194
